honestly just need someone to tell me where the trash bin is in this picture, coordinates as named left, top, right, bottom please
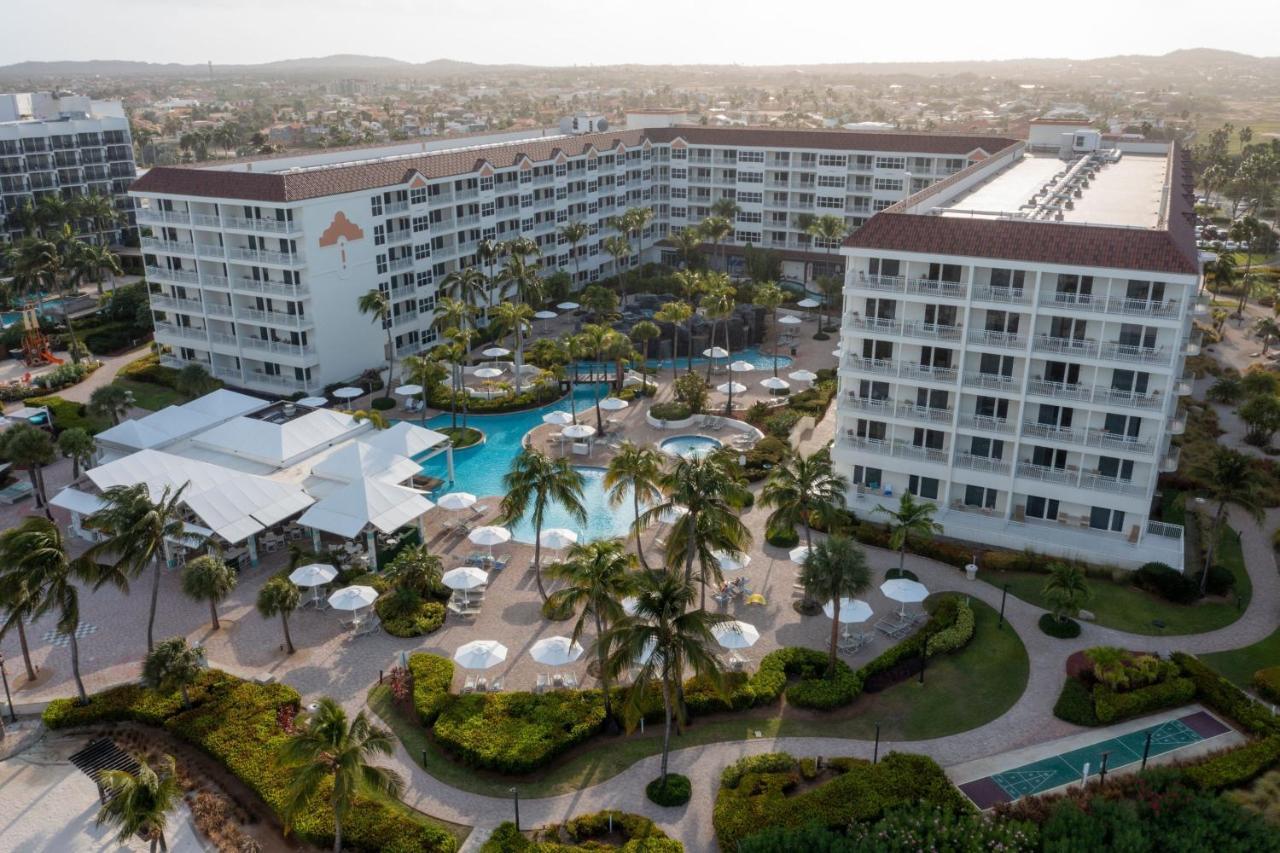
left=965, top=563, right=978, bottom=581
left=790, top=346, right=797, bottom=356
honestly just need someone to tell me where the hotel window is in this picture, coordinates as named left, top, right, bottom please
left=1090, top=507, right=1126, bottom=532
left=799, top=153, right=817, bottom=167
left=873, top=199, right=893, bottom=211
left=818, top=154, right=847, bottom=168
left=818, top=174, right=846, bottom=188
left=556, top=187, right=567, bottom=201
left=852, top=465, right=882, bottom=489
left=373, top=225, right=386, bottom=246
left=418, top=295, right=436, bottom=312
left=738, top=211, right=762, bottom=223
left=376, top=255, right=388, bottom=275
left=671, top=187, right=687, bottom=200
left=1025, top=496, right=1059, bottom=520
left=415, top=270, right=433, bottom=288
left=907, top=475, right=939, bottom=500
left=875, top=156, right=906, bottom=170
left=588, top=180, right=599, bottom=193
left=519, top=170, right=532, bottom=184
left=739, top=171, right=763, bottom=184
left=370, top=196, right=384, bottom=217
left=874, top=178, right=904, bottom=192
left=671, top=207, right=687, bottom=218
left=555, top=164, right=567, bottom=178
left=410, top=187, right=426, bottom=205
left=521, top=218, right=534, bottom=232
left=480, top=176, right=494, bottom=192
left=556, top=209, right=568, bottom=223
left=481, top=202, right=495, bottom=218
left=412, top=215, right=429, bottom=233
left=734, top=230, right=761, bottom=243
left=671, top=167, right=687, bottom=180
left=671, top=148, right=687, bottom=160
left=738, top=191, right=762, bottom=204
left=739, top=150, right=764, bottom=163
left=964, top=485, right=998, bottom=509
left=817, top=196, right=844, bottom=210
left=414, top=243, right=430, bottom=260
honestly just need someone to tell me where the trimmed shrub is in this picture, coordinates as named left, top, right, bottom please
left=118, top=353, right=181, bottom=388
left=860, top=597, right=961, bottom=688
left=1093, top=677, right=1197, bottom=724
left=646, top=773, right=691, bottom=806
left=649, top=401, right=692, bottom=421
left=1038, top=613, right=1081, bottom=638
left=433, top=690, right=607, bottom=773
left=1192, top=564, right=1236, bottom=597
left=1134, top=562, right=1200, bottom=604
left=378, top=598, right=446, bottom=638
left=1174, top=652, right=1280, bottom=736
left=23, top=395, right=108, bottom=435
left=1184, top=736, right=1280, bottom=791
left=925, top=598, right=975, bottom=657
left=409, top=653, right=455, bottom=725
left=738, top=806, right=1039, bottom=853
left=1053, top=678, right=1099, bottom=726
left=1253, top=666, right=1280, bottom=704
left=371, top=396, right=396, bottom=411
left=764, top=524, right=800, bottom=548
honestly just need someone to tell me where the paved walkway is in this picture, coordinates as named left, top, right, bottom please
left=58, top=344, right=152, bottom=405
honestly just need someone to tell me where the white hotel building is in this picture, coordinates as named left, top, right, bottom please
left=834, top=126, right=1201, bottom=569
left=128, top=120, right=1009, bottom=396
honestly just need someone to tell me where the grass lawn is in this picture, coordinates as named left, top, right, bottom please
left=112, top=378, right=185, bottom=411
left=440, top=426, right=483, bottom=449
left=1201, top=626, right=1280, bottom=689
left=369, top=598, right=1028, bottom=798
left=978, top=526, right=1250, bottom=636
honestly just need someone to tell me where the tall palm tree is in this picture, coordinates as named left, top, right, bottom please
left=762, top=450, right=849, bottom=553
left=1193, top=447, right=1265, bottom=593
left=0, top=521, right=52, bottom=680
left=805, top=213, right=848, bottom=299
left=626, top=206, right=655, bottom=275
left=141, top=636, right=205, bottom=708
left=800, top=536, right=871, bottom=676
left=630, top=320, right=661, bottom=387
left=654, top=301, right=692, bottom=383
left=441, top=267, right=487, bottom=325
left=711, top=197, right=741, bottom=222
left=401, top=353, right=447, bottom=424
left=699, top=216, right=732, bottom=273
left=76, top=192, right=120, bottom=248
left=68, top=240, right=123, bottom=296
left=57, top=427, right=96, bottom=482
left=278, top=697, right=404, bottom=853
left=180, top=554, right=237, bottom=631
left=257, top=577, right=300, bottom=654
left=605, top=442, right=665, bottom=569
left=475, top=238, right=505, bottom=308
left=499, top=253, right=543, bottom=307
left=603, top=234, right=633, bottom=304
left=546, top=538, right=636, bottom=729
left=753, top=281, right=786, bottom=377
left=1255, top=317, right=1280, bottom=355
left=0, top=422, right=56, bottom=516
left=490, top=302, right=534, bottom=393
left=500, top=449, right=586, bottom=601
left=700, top=278, right=735, bottom=385
left=559, top=221, right=589, bottom=287
left=604, top=571, right=726, bottom=790
left=1042, top=563, right=1091, bottom=625
left=96, top=754, right=182, bottom=853
left=88, top=384, right=131, bottom=426
left=873, top=491, right=943, bottom=577
left=88, top=483, right=189, bottom=653
left=578, top=324, right=614, bottom=432
left=356, top=289, right=394, bottom=399
left=670, top=226, right=703, bottom=270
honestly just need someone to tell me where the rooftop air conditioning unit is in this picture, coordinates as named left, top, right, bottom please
left=283, top=402, right=296, bottom=417
left=1054, top=211, right=1065, bottom=221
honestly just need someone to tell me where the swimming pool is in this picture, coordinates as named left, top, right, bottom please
left=576, top=345, right=791, bottom=374
left=1, top=298, right=67, bottom=329
left=659, top=434, right=721, bottom=460
left=506, top=466, right=638, bottom=544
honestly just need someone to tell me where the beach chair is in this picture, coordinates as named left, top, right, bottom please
left=489, top=677, right=503, bottom=693
left=563, top=672, right=578, bottom=689
left=357, top=616, right=381, bottom=636
left=493, top=555, right=509, bottom=572
left=536, top=673, right=549, bottom=693
left=463, top=676, right=476, bottom=694
left=476, top=677, right=488, bottom=693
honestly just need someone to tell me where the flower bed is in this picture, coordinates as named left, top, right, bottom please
left=1052, top=648, right=1197, bottom=726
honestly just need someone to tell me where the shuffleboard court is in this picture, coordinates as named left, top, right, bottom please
left=960, top=711, right=1230, bottom=808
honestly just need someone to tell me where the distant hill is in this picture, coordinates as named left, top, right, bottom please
left=0, top=54, right=529, bottom=79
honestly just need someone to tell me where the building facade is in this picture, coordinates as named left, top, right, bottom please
left=129, top=124, right=1010, bottom=396
left=0, top=93, right=137, bottom=246
left=834, top=131, right=1201, bottom=569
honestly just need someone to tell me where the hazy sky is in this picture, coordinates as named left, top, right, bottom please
left=4, top=0, right=1278, bottom=66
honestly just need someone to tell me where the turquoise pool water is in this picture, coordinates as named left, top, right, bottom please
left=1, top=298, right=67, bottom=328
left=659, top=434, right=721, bottom=460
left=576, top=345, right=791, bottom=374
left=507, top=465, right=637, bottom=544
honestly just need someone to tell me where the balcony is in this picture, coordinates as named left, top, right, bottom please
left=901, top=321, right=961, bottom=342
left=238, top=335, right=316, bottom=358
left=1160, top=446, right=1182, bottom=473
left=153, top=322, right=209, bottom=343
left=385, top=201, right=410, bottom=214
left=953, top=452, right=1012, bottom=475
left=837, top=434, right=887, bottom=454
left=895, top=402, right=953, bottom=424
left=1184, top=331, right=1203, bottom=356
left=891, top=440, right=949, bottom=465
left=204, top=301, right=234, bottom=318
left=237, top=307, right=312, bottom=329
left=1176, top=371, right=1193, bottom=396
left=967, top=328, right=1025, bottom=350
left=1026, top=378, right=1091, bottom=402
left=1193, top=295, right=1210, bottom=317
left=852, top=273, right=905, bottom=294
left=190, top=213, right=222, bottom=228
left=957, top=414, right=1015, bottom=435
left=222, top=214, right=301, bottom=235
left=1085, top=429, right=1155, bottom=455
left=963, top=371, right=1019, bottom=393
left=150, top=294, right=206, bottom=314
left=1079, top=472, right=1146, bottom=497
left=843, top=355, right=897, bottom=377
left=246, top=371, right=314, bottom=393
left=1021, top=420, right=1080, bottom=445
left=231, top=277, right=308, bottom=298
left=1039, top=292, right=1107, bottom=315
left=846, top=315, right=901, bottom=335
left=1168, top=411, right=1186, bottom=435
left=137, top=209, right=190, bottom=227
left=905, top=278, right=967, bottom=300
left=1099, top=341, right=1170, bottom=366
left=843, top=394, right=893, bottom=415
left=1090, top=386, right=1165, bottom=411
left=898, top=362, right=958, bottom=384
left=145, top=265, right=200, bottom=286
left=1033, top=335, right=1099, bottom=358
left=227, top=246, right=304, bottom=266
left=388, top=257, right=414, bottom=272
left=141, top=237, right=196, bottom=256
left=971, top=285, right=1031, bottom=306
left=211, top=365, right=243, bottom=384
left=1015, top=462, right=1077, bottom=486
left=1108, top=297, right=1180, bottom=319
left=195, top=243, right=225, bottom=260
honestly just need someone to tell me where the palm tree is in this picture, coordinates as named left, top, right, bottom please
left=1210, top=254, right=1236, bottom=298
left=1193, top=447, right=1265, bottom=593
left=0, top=521, right=52, bottom=680
left=1042, top=563, right=1091, bottom=625
left=277, top=698, right=404, bottom=853
left=88, top=384, right=131, bottom=426
left=174, top=363, right=217, bottom=399
left=605, top=442, right=665, bottom=569
left=56, top=427, right=96, bottom=481
left=1231, top=216, right=1267, bottom=316
left=257, top=576, right=300, bottom=654
left=500, top=449, right=586, bottom=601
left=654, top=301, right=692, bottom=383
left=800, top=536, right=871, bottom=676
left=762, top=450, right=849, bottom=553
left=68, top=240, right=122, bottom=296
left=559, top=221, right=589, bottom=287
left=805, top=213, right=848, bottom=299
left=603, top=234, right=633, bottom=304
left=624, top=206, right=655, bottom=281
left=578, top=324, right=614, bottom=432
left=753, top=281, right=786, bottom=376
left=711, top=197, right=741, bottom=222
left=0, top=422, right=56, bottom=516
left=670, top=226, right=703, bottom=269
left=873, top=491, right=943, bottom=577
left=1256, top=317, right=1280, bottom=355
left=96, top=754, right=182, bottom=853
left=699, top=216, right=732, bottom=272
left=700, top=278, right=735, bottom=385
left=401, top=353, right=447, bottom=424
left=181, top=554, right=237, bottom=631
left=499, top=253, right=543, bottom=307
left=546, top=538, right=636, bottom=729
left=141, top=636, right=205, bottom=708
left=630, top=320, right=661, bottom=386
left=441, top=266, right=488, bottom=325
left=490, top=302, right=534, bottom=393
left=356, top=289, right=394, bottom=399
left=604, top=571, right=726, bottom=790
left=77, top=192, right=120, bottom=249
left=89, top=483, right=189, bottom=653
left=475, top=238, right=505, bottom=307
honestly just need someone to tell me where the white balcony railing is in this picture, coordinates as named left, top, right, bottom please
left=953, top=452, right=1012, bottom=475
left=967, top=328, right=1025, bottom=350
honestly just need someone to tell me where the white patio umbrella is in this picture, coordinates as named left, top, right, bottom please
left=530, top=636, right=585, bottom=666
left=543, top=410, right=575, bottom=426
left=482, top=346, right=511, bottom=358
left=469, top=525, right=512, bottom=558
left=788, top=545, right=811, bottom=565
left=622, top=596, right=640, bottom=616
left=712, top=620, right=760, bottom=649
left=728, top=360, right=755, bottom=373
left=713, top=550, right=751, bottom=572
left=702, top=346, right=729, bottom=359
left=539, top=528, right=578, bottom=551
left=328, top=585, right=378, bottom=611
left=760, top=377, right=791, bottom=391
left=557, top=301, right=580, bottom=311
left=599, top=397, right=629, bottom=411
left=534, top=310, right=558, bottom=320
left=716, top=382, right=747, bottom=396
left=332, top=386, right=364, bottom=401
left=778, top=314, right=803, bottom=326
left=454, top=640, right=508, bottom=670
left=436, top=491, right=477, bottom=512
left=298, top=396, right=329, bottom=408
left=797, top=297, right=821, bottom=309
left=880, top=578, right=930, bottom=618
left=290, top=563, right=338, bottom=588
left=394, top=384, right=423, bottom=396
left=824, top=597, right=873, bottom=624
left=474, top=367, right=504, bottom=380
left=658, top=505, right=688, bottom=525
left=562, top=423, right=597, bottom=439
left=788, top=369, right=818, bottom=383
left=442, top=565, right=489, bottom=603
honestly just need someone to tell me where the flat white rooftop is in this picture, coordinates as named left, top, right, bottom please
left=937, top=151, right=1169, bottom=229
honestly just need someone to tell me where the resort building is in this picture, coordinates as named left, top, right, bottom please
left=0, top=92, right=137, bottom=246
left=128, top=121, right=1012, bottom=396
left=833, top=126, right=1200, bottom=569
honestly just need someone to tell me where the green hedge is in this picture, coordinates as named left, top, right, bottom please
left=410, top=653, right=456, bottom=725
left=646, top=773, right=691, bottom=806
left=1053, top=678, right=1099, bottom=726
left=118, top=352, right=181, bottom=388
left=1183, top=736, right=1280, bottom=791
left=1093, top=677, right=1197, bottom=724
left=924, top=598, right=975, bottom=657
left=433, top=691, right=607, bottom=773
left=43, top=671, right=456, bottom=852
left=712, top=752, right=969, bottom=850
left=378, top=598, right=446, bottom=638
left=431, top=383, right=563, bottom=415
left=24, top=395, right=109, bottom=435
left=860, top=597, right=960, bottom=680
left=1038, top=613, right=1082, bottom=638
left=649, top=401, right=692, bottom=421
left=1253, top=666, right=1280, bottom=704
left=764, top=524, right=800, bottom=548
left=481, top=817, right=683, bottom=852
left=1173, top=652, right=1280, bottom=736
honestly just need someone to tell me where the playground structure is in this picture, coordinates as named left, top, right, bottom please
left=19, top=304, right=62, bottom=367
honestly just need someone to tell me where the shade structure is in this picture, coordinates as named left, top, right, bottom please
left=529, top=636, right=585, bottom=666
left=599, top=397, right=629, bottom=411
left=297, top=478, right=434, bottom=539
left=557, top=302, right=580, bottom=311
left=777, top=314, right=803, bottom=325
left=728, top=360, right=755, bottom=373
left=474, top=367, right=504, bottom=380
left=760, top=377, right=791, bottom=390
left=788, top=545, right=811, bottom=565
left=469, top=525, right=512, bottom=547
left=543, top=411, right=574, bottom=426
left=702, top=346, right=729, bottom=359
left=658, top=505, right=688, bottom=525
left=716, top=382, right=747, bottom=395
left=797, top=297, right=821, bottom=308
left=482, top=346, right=511, bottom=358
left=713, top=550, right=751, bottom=572
left=534, top=310, right=558, bottom=320
left=824, top=597, right=873, bottom=624
left=328, top=585, right=378, bottom=611
left=297, top=396, right=329, bottom=408
left=332, top=386, right=364, bottom=400
left=289, top=563, right=338, bottom=589
left=435, top=491, right=477, bottom=512
left=788, top=369, right=818, bottom=382
left=442, top=566, right=489, bottom=591
left=712, top=621, right=760, bottom=649
left=561, top=423, right=597, bottom=439
left=311, top=442, right=421, bottom=485
left=622, top=596, right=639, bottom=616
left=880, top=578, right=930, bottom=618
left=454, top=639, right=508, bottom=670
left=539, top=528, right=578, bottom=550
left=364, top=421, right=450, bottom=458
left=394, top=384, right=423, bottom=396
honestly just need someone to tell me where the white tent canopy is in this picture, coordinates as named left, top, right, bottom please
left=297, top=477, right=434, bottom=539
left=362, top=421, right=449, bottom=458
left=311, top=442, right=421, bottom=485
left=96, top=390, right=266, bottom=451
left=50, top=487, right=106, bottom=515
left=193, top=409, right=361, bottom=468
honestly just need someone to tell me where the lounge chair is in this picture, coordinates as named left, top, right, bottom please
left=476, top=677, right=488, bottom=693
left=536, top=673, right=549, bottom=692
left=563, top=672, right=578, bottom=689
left=553, top=673, right=565, bottom=689
left=463, top=676, right=476, bottom=694
left=356, top=616, right=381, bottom=636
left=492, top=555, right=509, bottom=572
left=489, top=677, right=504, bottom=693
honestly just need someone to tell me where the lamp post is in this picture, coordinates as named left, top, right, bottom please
left=509, top=786, right=520, bottom=831
left=997, top=583, right=1010, bottom=629
left=0, top=652, right=15, bottom=724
